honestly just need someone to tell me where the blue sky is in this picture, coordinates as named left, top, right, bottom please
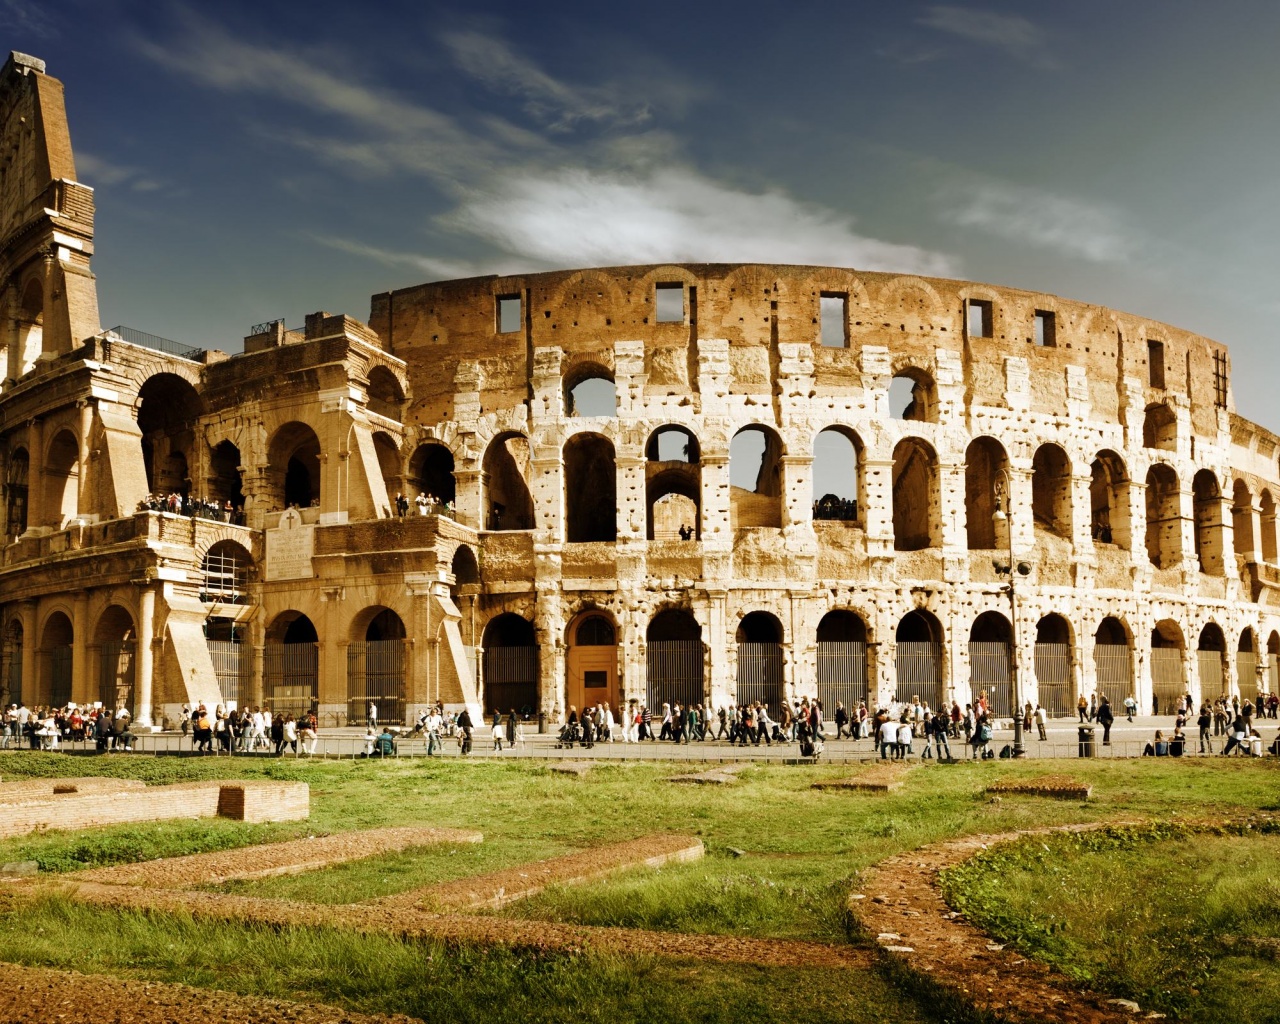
left=8, top=0, right=1280, bottom=424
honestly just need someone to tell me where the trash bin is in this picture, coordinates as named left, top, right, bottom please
left=537, top=711, right=546, bottom=734
left=1078, top=725, right=1096, bottom=758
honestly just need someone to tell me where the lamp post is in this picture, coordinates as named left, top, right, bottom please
left=992, top=469, right=1027, bottom=758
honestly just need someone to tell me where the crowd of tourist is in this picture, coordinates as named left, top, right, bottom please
left=138, top=493, right=245, bottom=525
left=392, top=492, right=455, bottom=519
left=1, top=701, right=137, bottom=751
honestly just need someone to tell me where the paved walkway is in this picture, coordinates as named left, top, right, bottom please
left=20, top=714, right=1276, bottom=762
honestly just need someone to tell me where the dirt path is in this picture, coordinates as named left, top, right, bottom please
left=0, top=961, right=419, bottom=1024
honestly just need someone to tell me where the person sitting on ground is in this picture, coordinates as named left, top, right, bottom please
left=1143, top=729, right=1169, bottom=757
left=374, top=726, right=396, bottom=757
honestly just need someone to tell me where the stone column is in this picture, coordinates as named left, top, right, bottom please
left=76, top=399, right=93, bottom=517
left=24, top=418, right=42, bottom=533
left=71, top=591, right=89, bottom=705
left=18, top=600, right=36, bottom=705
left=133, top=584, right=156, bottom=726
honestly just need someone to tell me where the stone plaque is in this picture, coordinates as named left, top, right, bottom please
left=265, top=508, right=315, bottom=581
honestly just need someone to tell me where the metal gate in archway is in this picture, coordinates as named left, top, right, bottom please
left=895, top=642, right=941, bottom=710
left=264, top=642, right=318, bottom=720
left=1150, top=649, right=1185, bottom=713
left=646, top=640, right=705, bottom=710
left=1033, top=643, right=1074, bottom=717
left=816, top=641, right=867, bottom=711
left=483, top=646, right=538, bottom=717
left=969, top=642, right=1012, bottom=718
left=50, top=645, right=72, bottom=707
left=207, top=641, right=248, bottom=708
left=99, top=641, right=136, bottom=712
left=347, top=640, right=405, bottom=725
left=736, top=642, right=783, bottom=710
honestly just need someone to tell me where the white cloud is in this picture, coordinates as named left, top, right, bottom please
left=917, top=6, right=1059, bottom=68
left=445, top=167, right=956, bottom=275
left=441, top=29, right=653, bottom=132
left=75, top=151, right=167, bottom=193
left=308, top=235, right=482, bottom=281
left=944, top=181, right=1135, bottom=263
left=1, top=0, right=57, bottom=40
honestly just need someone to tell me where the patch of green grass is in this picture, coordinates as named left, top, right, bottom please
left=0, top=893, right=926, bottom=1024
left=940, top=822, right=1280, bottom=1022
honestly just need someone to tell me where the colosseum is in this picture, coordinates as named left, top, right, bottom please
left=2, top=51, right=1278, bottom=730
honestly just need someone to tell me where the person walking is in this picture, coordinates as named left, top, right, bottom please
left=1097, top=696, right=1115, bottom=745
left=1078, top=694, right=1088, bottom=723
left=1124, top=694, right=1137, bottom=723
left=1034, top=703, right=1048, bottom=741
left=368, top=701, right=378, bottom=730
left=457, top=706, right=473, bottom=755
left=1197, top=703, right=1213, bottom=754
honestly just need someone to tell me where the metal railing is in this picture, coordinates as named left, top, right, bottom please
left=207, top=640, right=248, bottom=707
left=1033, top=643, right=1073, bottom=717
left=263, top=643, right=318, bottom=719
left=816, top=641, right=867, bottom=711
left=1198, top=650, right=1225, bottom=696
left=106, top=325, right=204, bottom=361
left=249, top=319, right=284, bottom=336
left=1237, top=653, right=1258, bottom=703
left=1151, top=649, right=1185, bottom=711
left=895, top=642, right=942, bottom=709
left=736, top=642, right=784, bottom=709
left=347, top=640, right=406, bottom=725
left=1093, top=644, right=1132, bottom=695
left=98, top=641, right=135, bottom=711
left=482, top=646, right=539, bottom=716
left=51, top=646, right=72, bottom=707
left=969, top=642, right=1013, bottom=718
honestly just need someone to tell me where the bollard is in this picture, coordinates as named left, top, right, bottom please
left=537, top=712, right=546, bottom=734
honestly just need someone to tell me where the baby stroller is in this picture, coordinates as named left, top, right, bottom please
left=797, top=720, right=817, bottom=759
left=556, top=720, right=581, bottom=749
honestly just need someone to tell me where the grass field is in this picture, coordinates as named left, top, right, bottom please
left=0, top=752, right=1276, bottom=1022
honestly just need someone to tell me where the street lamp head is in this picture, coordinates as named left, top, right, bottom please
left=1016, top=560, right=1032, bottom=577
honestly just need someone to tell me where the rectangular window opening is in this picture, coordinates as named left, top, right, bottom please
left=1213, top=350, right=1229, bottom=409
left=1033, top=310, right=1056, bottom=347
left=496, top=294, right=522, bottom=334
left=967, top=299, right=992, bottom=338
left=584, top=670, right=608, bottom=688
left=820, top=292, right=849, bottom=348
left=1148, top=340, right=1166, bottom=389
left=655, top=283, right=684, bottom=322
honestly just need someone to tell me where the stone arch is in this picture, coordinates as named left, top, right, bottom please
left=895, top=608, right=944, bottom=709
left=266, top=421, right=322, bottom=510
left=482, top=431, right=534, bottom=531
left=1150, top=618, right=1187, bottom=713
left=365, top=365, right=405, bottom=420
left=877, top=275, right=946, bottom=317
left=137, top=373, right=203, bottom=497
left=564, top=360, right=617, bottom=417
left=1093, top=615, right=1133, bottom=701
left=1261, top=489, right=1278, bottom=563
left=482, top=612, right=539, bottom=716
left=1034, top=612, right=1075, bottom=717
left=43, top=427, right=79, bottom=527
left=735, top=610, right=784, bottom=710
left=1, top=616, right=23, bottom=708
left=1090, top=450, right=1130, bottom=548
left=1192, top=468, right=1225, bottom=575
left=893, top=437, right=938, bottom=551
left=264, top=611, right=319, bottom=719
left=1143, top=403, right=1177, bottom=451
left=816, top=609, right=869, bottom=710
left=889, top=366, right=936, bottom=422
left=969, top=610, right=1013, bottom=718
left=93, top=604, right=137, bottom=712
left=1031, top=443, right=1072, bottom=539
left=201, top=539, right=253, bottom=603
left=346, top=606, right=406, bottom=726
left=965, top=436, right=1008, bottom=549
left=40, top=609, right=74, bottom=708
left=207, top=440, right=244, bottom=515
left=408, top=442, right=455, bottom=506
left=546, top=268, right=627, bottom=322
left=16, top=275, right=43, bottom=371
left=730, top=424, right=784, bottom=529
left=450, top=544, right=479, bottom=588
left=564, top=432, right=617, bottom=542
left=565, top=609, right=620, bottom=713
left=646, top=426, right=700, bottom=541
left=812, top=426, right=862, bottom=523
left=646, top=607, right=704, bottom=711
left=1145, top=463, right=1182, bottom=568
left=1231, top=479, right=1256, bottom=561
left=1197, top=620, right=1228, bottom=698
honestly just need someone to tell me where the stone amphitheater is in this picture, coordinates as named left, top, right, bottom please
left=2, top=50, right=1278, bottom=731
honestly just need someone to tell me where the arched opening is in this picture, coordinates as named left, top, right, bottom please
left=817, top=610, right=868, bottom=711
left=201, top=540, right=253, bottom=604
left=267, top=422, right=322, bottom=510
left=205, top=612, right=248, bottom=710
left=565, top=364, right=616, bottom=417
left=564, top=433, right=617, bottom=542
left=1232, top=480, right=1256, bottom=562
left=449, top=545, right=480, bottom=646
left=965, top=437, right=1008, bottom=549
left=450, top=544, right=480, bottom=590
left=1197, top=622, right=1227, bottom=699
left=892, top=437, right=938, bottom=551
left=566, top=611, right=619, bottom=713
left=16, top=277, right=43, bottom=376
left=264, top=611, right=319, bottom=721
left=42, top=429, right=79, bottom=528
left=812, top=427, right=861, bottom=523
left=408, top=443, right=455, bottom=507
left=348, top=607, right=406, bottom=725
left=1089, top=450, right=1130, bottom=548
left=889, top=369, right=935, bottom=422
left=1031, top=443, right=1072, bottom=539
left=1150, top=619, right=1186, bottom=714
left=482, top=432, right=534, bottom=531
left=730, top=426, right=783, bottom=530
left=736, top=611, right=784, bottom=710
left=1261, top=490, right=1278, bottom=563
left=646, top=426, right=700, bottom=541
left=94, top=605, right=137, bottom=713
left=482, top=613, right=538, bottom=716
left=1, top=619, right=23, bottom=709
left=371, top=431, right=401, bottom=516
left=366, top=366, right=404, bottom=420
left=1268, top=630, right=1280, bottom=696
left=896, top=609, right=943, bottom=709
left=1093, top=617, right=1132, bottom=702
left=5, top=447, right=28, bottom=538
left=137, top=374, right=202, bottom=497
left=1142, top=403, right=1177, bottom=451
left=1034, top=613, right=1074, bottom=717
left=40, top=611, right=74, bottom=708
left=969, top=611, right=1013, bottom=718
left=1192, top=469, right=1225, bottom=575
left=646, top=608, right=704, bottom=710
left=1145, top=464, right=1182, bottom=569
left=208, top=441, right=244, bottom=520
left=1237, top=627, right=1259, bottom=706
